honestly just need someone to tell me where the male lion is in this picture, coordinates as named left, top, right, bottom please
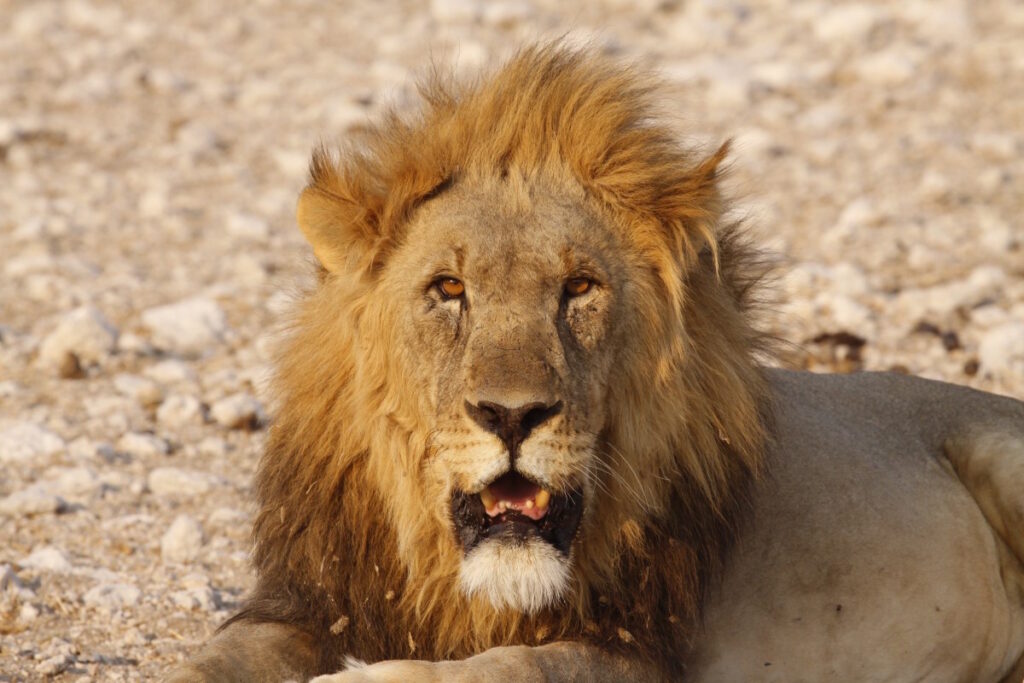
left=173, top=46, right=1024, bottom=682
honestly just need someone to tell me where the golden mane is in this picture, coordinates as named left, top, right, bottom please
left=228, top=44, right=770, bottom=677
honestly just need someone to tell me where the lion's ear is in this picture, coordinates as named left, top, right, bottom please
left=664, top=141, right=731, bottom=267
left=295, top=148, right=382, bottom=274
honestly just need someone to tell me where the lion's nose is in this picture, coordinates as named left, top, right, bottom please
left=465, top=399, right=563, bottom=456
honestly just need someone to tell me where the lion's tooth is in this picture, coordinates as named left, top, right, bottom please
left=500, top=500, right=510, bottom=511
left=480, top=488, right=496, bottom=509
left=525, top=499, right=534, bottom=509
left=535, top=489, right=550, bottom=509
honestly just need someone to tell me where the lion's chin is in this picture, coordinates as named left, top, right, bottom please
left=458, top=536, right=571, bottom=614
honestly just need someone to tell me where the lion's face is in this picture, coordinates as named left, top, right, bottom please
left=379, top=172, right=635, bottom=612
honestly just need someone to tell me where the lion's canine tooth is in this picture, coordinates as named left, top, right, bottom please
left=480, top=487, right=496, bottom=509
left=535, top=489, right=550, bottom=509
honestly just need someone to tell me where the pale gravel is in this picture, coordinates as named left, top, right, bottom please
left=0, top=0, right=1022, bottom=680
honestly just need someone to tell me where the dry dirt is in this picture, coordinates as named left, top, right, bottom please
left=1, top=0, right=1022, bottom=680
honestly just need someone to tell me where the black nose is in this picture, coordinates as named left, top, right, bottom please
left=464, top=399, right=563, bottom=456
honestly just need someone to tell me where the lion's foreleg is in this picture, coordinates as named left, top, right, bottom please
left=311, top=642, right=662, bottom=683
left=946, top=425, right=1024, bottom=566
left=166, top=621, right=318, bottom=683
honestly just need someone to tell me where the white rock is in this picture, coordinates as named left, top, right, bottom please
left=430, top=0, right=480, bottom=22
left=156, top=393, right=205, bottom=427
left=169, top=572, right=217, bottom=610
left=147, top=467, right=218, bottom=496
left=978, top=322, right=1024, bottom=378
left=226, top=212, right=270, bottom=240
left=976, top=210, right=1016, bottom=253
left=208, top=507, right=247, bottom=526
left=198, top=436, right=231, bottom=458
left=814, top=4, right=884, bottom=42
left=35, top=654, right=70, bottom=676
left=83, top=582, right=141, bottom=610
left=210, top=392, right=264, bottom=429
left=145, top=358, right=197, bottom=384
left=116, top=331, right=154, bottom=355
left=37, top=306, right=118, bottom=369
left=0, top=381, right=21, bottom=399
left=46, top=466, right=101, bottom=497
left=117, top=431, right=171, bottom=458
left=20, top=602, right=40, bottom=622
left=161, top=514, right=204, bottom=563
left=482, top=1, right=533, bottom=25
left=113, top=374, right=164, bottom=407
left=854, top=50, right=916, bottom=86
left=0, top=488, right=66, bottom=516
left=21, top=546, right=72, bottom=573
left=0, top=422, right=65, bottom=463
left=821, top=294, right=875, bottom=334
left=141, top=297, right=228, bottom=355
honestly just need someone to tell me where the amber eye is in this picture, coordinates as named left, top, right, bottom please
left=565, top=277, right=593, bottom=297
left=436, top=277, right=465, bottom=300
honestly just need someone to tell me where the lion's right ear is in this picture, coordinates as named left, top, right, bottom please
left=295, top=149, right=383, bottom=274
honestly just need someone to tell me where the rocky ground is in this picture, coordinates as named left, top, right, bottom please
left=1, top=0, right=1021, bottom=680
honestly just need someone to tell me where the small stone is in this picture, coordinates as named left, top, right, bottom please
left=156, top=394, right=205, bottom=427
left=35, top=654, right=70, bottom=676
left=19, top=602, right=40, bottom=622
left=430, top=0, right=480, bottom=21
left=116, top=331, right=155, bottom=355
left=208, top=507, right=246, bottom=526
left=198, top=436, right=231, bottom=458
left=854, top=50, right=916, bottom=86
left=141, top=297, right=228, bottom=356
left=145, top=358, right=197, bottom=384
left=482, top=1, right=533, bottom=25
left=83, top=582, right=141, bottom=610
left=57, top=351, right=86, bottom=379
left=113, top=374, right=165, bottom=407
left=161, top=514, right=204, bottom=563
left=147, top=467, right=217, bottom=496
left=38, top=306, right=118, bottom=371
left=117, top=431, right=171, bottom=458
left=209, top=392, right=264, bottom=430
left=226, top=212, right=270, bottom=240
left=814, top=4, right=883, bottom=42
left=21, top=546, right=72, bottom=573
left=1, top=564, right=35, bottom=598
left=0, top=487, right=67, bottom=517
left=330, top=616, right=350, bottom=635
left=46, top=466, right=101, bottom=497
left=978, top=322, right=1024, bottom=378
left=170, top=572, right=217, bottom=610
left=0, top=422, right=65, bottom=463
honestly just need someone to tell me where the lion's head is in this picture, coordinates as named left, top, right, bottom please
left=237, top=45, right=769, bottom=673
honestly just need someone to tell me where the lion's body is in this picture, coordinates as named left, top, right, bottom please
left=688, top=370, right=1024, bottom=682
left=172, top=45, right=1024, bottom=683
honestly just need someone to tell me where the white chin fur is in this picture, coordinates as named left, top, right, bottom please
left=459, top=537, right=570, bottom=614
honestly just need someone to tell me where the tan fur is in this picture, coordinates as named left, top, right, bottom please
left=172, top=45, right=1024, bottom=683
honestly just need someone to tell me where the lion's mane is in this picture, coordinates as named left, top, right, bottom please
left=228, top=44, right=770, bottom=676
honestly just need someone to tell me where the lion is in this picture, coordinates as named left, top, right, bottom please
left=171, top=45, right=1024, bottom=682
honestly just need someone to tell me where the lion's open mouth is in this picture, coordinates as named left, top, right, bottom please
left=450, top=471, right=583, bottom=555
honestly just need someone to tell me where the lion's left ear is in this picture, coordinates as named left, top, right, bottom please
left=664, top=141, right=730, bottom=266
left=295, top=147, right=384, bottom=274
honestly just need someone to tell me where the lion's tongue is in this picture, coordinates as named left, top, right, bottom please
left=481, top=472, right=549, bottom=521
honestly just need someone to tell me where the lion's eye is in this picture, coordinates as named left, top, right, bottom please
left=436, top=277, right=465, bottom=300
left=565, top=277, right=593, bottom=297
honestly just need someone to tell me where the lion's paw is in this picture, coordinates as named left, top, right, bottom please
left=310, top=659, right=450, bottom=683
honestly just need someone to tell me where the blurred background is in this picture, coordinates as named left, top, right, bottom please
left=1, top=0, right=1021, bottom=679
